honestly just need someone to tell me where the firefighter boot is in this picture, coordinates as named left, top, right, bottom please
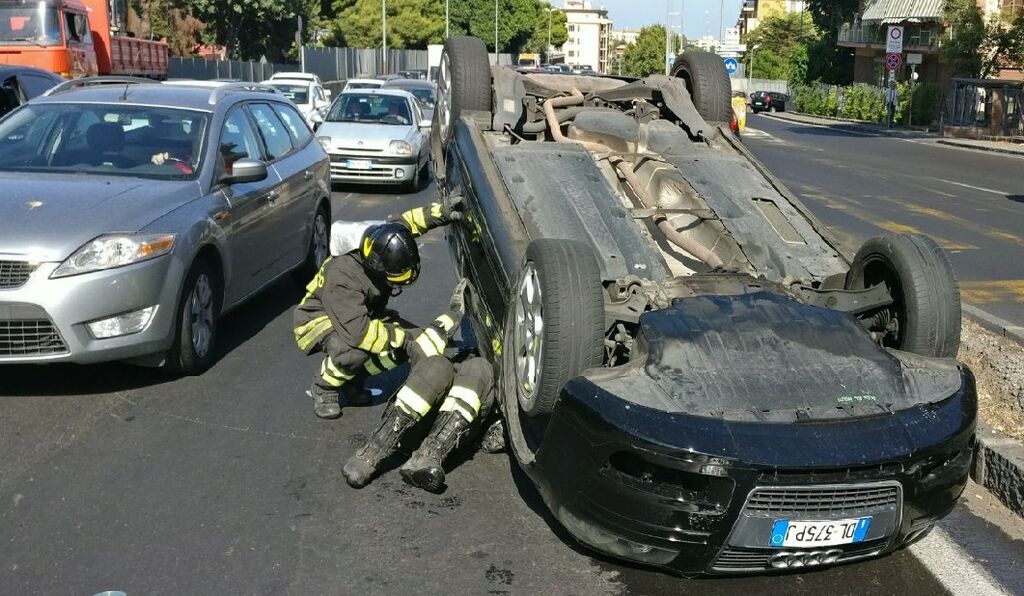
left=341, top=376, right=373, bottom=407
left=343, top=406, right=418, bottom=488
left=309, top=384, right=341, bottom=419
left=399, top=410, right=472, bottom=493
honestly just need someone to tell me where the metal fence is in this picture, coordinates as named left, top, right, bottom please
left=170, top=46, right=514, bottom=83
left=944, top=81, right=1024, bottom=137
left=731, top=78, right=789, bottom=96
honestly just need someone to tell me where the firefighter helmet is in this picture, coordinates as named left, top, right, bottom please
left=360, top=223, right=420, bottom=286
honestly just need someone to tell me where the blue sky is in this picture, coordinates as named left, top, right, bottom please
left=589, top=0, right=745, bottom=40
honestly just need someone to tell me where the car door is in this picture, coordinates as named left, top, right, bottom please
left=216, top=104, right=283, bottom=303
left=17, top=73, right=60, bottom=100
left=248, top=102, right=311, bottom=276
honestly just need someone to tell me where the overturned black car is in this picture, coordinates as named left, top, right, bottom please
left=430, top=36, right=976, bottom=576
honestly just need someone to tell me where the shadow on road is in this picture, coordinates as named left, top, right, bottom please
left=1008, top=195, right=1023, bottom=203
left=1, top=277, right=301, bottom=397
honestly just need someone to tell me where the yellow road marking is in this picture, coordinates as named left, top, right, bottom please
left=960, top=280, right=1024, bottom=304
left=923, top=187, right=958, bottom=198
left=875, top=221, right=978, bottom=250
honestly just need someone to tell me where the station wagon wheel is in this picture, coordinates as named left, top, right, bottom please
left=293, top=202, right=331, bottom=287
left=167, top=258, right=222, bottom=376
left=514, top=263, right=544, bottom=405
left=431, top=36, right=491, bottom=180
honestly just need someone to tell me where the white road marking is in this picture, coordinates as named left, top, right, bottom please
left=909, top=526, right=1013, bottom=596
left=936, top=178, right=1010, bottom=196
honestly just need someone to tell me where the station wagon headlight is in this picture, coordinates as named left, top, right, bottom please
left=52, top=233, right=176, bottom=278
left=317, top=136, right=332, bottom=150
left=389, top=140, right=412, bottom=155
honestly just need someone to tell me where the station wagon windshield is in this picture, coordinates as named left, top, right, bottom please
left=0, top=104, right=209, bottom=180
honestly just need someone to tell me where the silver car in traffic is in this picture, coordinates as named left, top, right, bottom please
left=0, top=79, right=331, bottom=374
left=315, top=89, right=430, bottom=191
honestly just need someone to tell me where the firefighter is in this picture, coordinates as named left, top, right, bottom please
left=293, top=198, right=463, bottom=420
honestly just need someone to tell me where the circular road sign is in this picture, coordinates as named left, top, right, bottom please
left=885, top=52, right=902, bottom=71
left=723, top=57, right=738, bottom=75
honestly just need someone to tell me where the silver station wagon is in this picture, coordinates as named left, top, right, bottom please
left=0, top=79, right=331, bottom=374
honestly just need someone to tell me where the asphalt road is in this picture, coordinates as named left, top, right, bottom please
left=1, top=180, right=1023, bottom=595
left=744, top=114, right=1024, bottom=328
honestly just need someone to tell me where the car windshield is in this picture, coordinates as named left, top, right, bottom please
left=326, top=94, right=411, bottom=125
left=0, top=103, right=209, bottom=180
left=391, top=86, right=435, bottom=108
left=269, top=83, right=309, bottom=104
left=0, top=4, right=62, bottom=45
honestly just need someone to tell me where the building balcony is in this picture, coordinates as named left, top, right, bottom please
left=838, top=22, right=944, bottom=52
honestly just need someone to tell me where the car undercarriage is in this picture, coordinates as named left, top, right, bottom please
left=431, top=36, right=975, bottom=576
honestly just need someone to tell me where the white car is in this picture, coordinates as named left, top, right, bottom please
left=267, top=79, right=332, bottom=126
left=343, top=78, right=385, bottom=92
left=269, top=71, right=322, bottom=85
left=316, top=89, right=430, bottom=191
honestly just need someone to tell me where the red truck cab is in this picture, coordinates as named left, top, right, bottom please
left=0, top=0, right=166, bottom=79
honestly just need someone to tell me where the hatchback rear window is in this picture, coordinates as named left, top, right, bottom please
left=0, top=103, right=208, bottom=179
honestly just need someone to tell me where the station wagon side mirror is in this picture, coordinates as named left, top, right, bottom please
left=221, top=158, right=268, bottom=185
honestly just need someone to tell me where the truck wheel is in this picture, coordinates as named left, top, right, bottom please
left=846, top=233, right=961, bottom=358
left=166, top=258, right=222, bottom=376
left=505, top=239, right=605, bottom=418
left=670, top=51, right=732, bottom=123
left=434, top=36, right=492, bottom=152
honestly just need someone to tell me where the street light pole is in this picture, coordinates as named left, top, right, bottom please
left=446, top=0, right=449, bottom=38
left=494, top=0, right=499, bottom=64
left=382, top=0, right=387, bottom=74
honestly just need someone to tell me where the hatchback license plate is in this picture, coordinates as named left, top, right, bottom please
left=346, top=160, right=372, bottom=170
left=769, top=517, right=871, bottom=548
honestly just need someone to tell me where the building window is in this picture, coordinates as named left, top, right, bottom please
left=568, top=50, right=575, bottom=57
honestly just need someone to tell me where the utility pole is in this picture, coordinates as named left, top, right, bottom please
left=382, top=0, right=388, bottom=74
left=665, top=0, right=671, bottom=75
left=446, top=0, right=450, bottom=38
left=719, top=0, right=724, bottom=46
left=296, top=15, right=304, bottom=72
left=494, top=0, right=499, bottom=64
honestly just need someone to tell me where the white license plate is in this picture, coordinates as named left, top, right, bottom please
left=345, top=160, right=372, bottom=170
left=769, top=517, right=871, bottom=548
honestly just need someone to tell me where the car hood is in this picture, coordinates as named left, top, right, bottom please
left=587, top=292, right=962, bottom=422
left=0, top=173, right=200, bottom=262
left=317, top=121, right=417, bottom=152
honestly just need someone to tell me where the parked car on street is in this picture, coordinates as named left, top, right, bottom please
left=750, top=91, right=788, bottom=113
left=267, top=78, right=332, bottom=126
left=343, top=78, right=385, bottom=91
left=382, top=78, right=437, bottom=122
left=432, top=37, right=974, bottom=576
left=316, top=88, right=430, bottom=190
left=0, top=65, right=64, bottom=118
left=0, top=78, right=331, bottom=374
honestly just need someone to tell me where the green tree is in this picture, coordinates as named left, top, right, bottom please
left=182, top=0, right=316, bottom=60
left=742, top=12, right=818, bottom=83
left=944, top=0, right=1024, bottom=77
left=331, top=0, right=445, bottom=49
left=747, top=46, right=789, bottom=79
left=805, top=0, right=858, bottom=83
left=129, top=0, right=205, bottom=56
left=521, top=2, right=568, bottom=54
left=448, top=0, right=545, bottom=54
left=620, top=25, right=679, bottom=77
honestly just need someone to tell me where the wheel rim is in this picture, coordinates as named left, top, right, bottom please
left=437, top=52, right=453, bottom=143
left=312, top=211, right=328, bottom=266
left=189, top=273, right=214, bottom=358
left=514, top=263, right=544, bottom=405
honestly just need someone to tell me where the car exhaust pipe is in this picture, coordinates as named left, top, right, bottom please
left=608, top=156, right=725, bottom=269
left=543, top=88, right=606, bottom=152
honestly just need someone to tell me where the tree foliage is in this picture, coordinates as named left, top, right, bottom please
left=944, top=0, right=1024, bottom=78
left=521, top=2, right=568, bottom=53
left=329, top=0, right=445, bottom=48
left=804, top=0, right=858, bottom=84
left=179, top=0, right=319, bottom=60
left=129, top=1, right=204, bottom=56
left=620, top=25, right=679, bottom=77
left=742, top=12, right=818, bottom=82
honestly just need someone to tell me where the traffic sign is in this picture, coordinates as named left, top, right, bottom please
left=885, top=52, right=902, bottom=71
left=723, top=57, right=738, bottom=75
left=886, top=26, right=904, bottom=54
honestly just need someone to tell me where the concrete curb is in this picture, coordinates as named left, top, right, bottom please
left=762, top=112, right=934, bottom=139
left=936, top=139, right=1024, bottom=157
left=962, top=304, right=1024, bottom=347
left=972, top=421, right=1024, bottom=518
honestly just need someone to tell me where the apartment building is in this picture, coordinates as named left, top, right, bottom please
left=561, top=0, right=613, bottom=72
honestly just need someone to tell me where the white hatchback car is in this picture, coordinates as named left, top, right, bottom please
left=267, top=79, right=331, bottom=126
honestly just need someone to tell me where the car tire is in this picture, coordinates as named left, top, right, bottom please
left=292, top=201, right=331, bottom=287
left=403, top=160, right=423, bottom=193
left=432, top=36, right=492, bottom=179
left=505, top=239, right=605, bottom=417
left=769, top=105, right=778, bottom=113
left=670, top=51, right=732, bottom=123
left=166, top=258, right=222, bottom=376
left=845, top=233, right=961, bottom=358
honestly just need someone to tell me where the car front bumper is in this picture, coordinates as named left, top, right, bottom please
left=328, top=153, right=419, bottom=184
left=0, top=255, right=186, bottom=365
left=523, top=369, right=977, bottom=576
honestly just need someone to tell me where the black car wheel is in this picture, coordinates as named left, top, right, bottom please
left=846, top=233, right=961, bottom=358
left=166, top=258, right=222, bottom=376
left=505, top=239, right=605, bottom=417
left=292, top=202, right=330, bottom=287
left=769, top=105, right=778, bottom=113
left=670, top=51, right=731, bottom=123
left=403, top=159, right=423, bottom=193
left=434, top=36, right=492, bottom=152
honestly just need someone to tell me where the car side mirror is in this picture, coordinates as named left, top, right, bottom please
left=221, top=158, right=268, bottom=185
left=324, top=89, right=332, bottom=100
left=418, top=120, right=431, bottom=130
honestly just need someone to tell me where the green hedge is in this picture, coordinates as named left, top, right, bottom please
left=793, top=82, right=940, bottom=126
